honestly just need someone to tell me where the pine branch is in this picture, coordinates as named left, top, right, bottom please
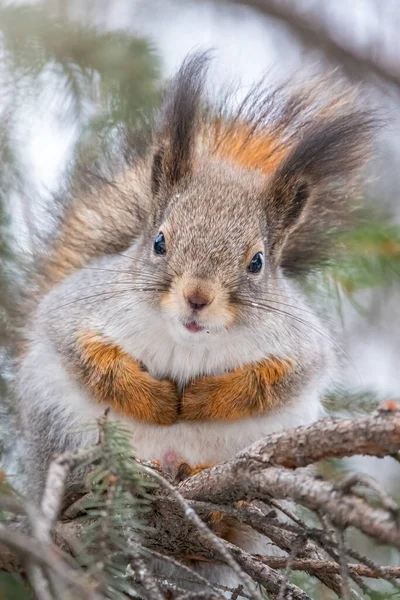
left=255, top=555, right=400, bottom=579
left=70, top=410, right=400, bottom=597
left=236, top=404, right=400, bottom=467
left=327, top=217, right=400, bottom=294
left=0, top=523, right=99, bottom=599
left=0, top=3, right=160, bottom=130
left=2, top=408, right=400, bottom=598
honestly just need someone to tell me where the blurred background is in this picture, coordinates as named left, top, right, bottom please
left=0, top=1, right=400, bottom=596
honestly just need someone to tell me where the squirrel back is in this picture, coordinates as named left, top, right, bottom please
left=28, top=53, right=376, bottom=310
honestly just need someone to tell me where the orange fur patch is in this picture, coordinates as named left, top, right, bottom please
left=75, top=331, right=179, bottom=425
left=211, top=120, right=289, bottom=174
left=181, top=357, right=294, bottom=421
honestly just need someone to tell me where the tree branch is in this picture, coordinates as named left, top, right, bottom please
left=181, top=464, right=400, bottom=548
left=239, top=408, right=400, bottom=467
left=255, top=556, right=400, bottom=579
left=0, top=524, right=99, bottom=599
left=218, top=0, right=400, bottom=89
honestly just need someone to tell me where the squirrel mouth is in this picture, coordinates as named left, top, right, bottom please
left=184, top=320, right=205, bottom=333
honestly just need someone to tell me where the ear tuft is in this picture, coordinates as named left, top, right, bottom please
left=265, top=109, right=378, bottom=273
left=151, top=51, right=210, bottom=195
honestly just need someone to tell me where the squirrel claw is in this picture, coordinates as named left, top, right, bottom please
left=175, top=462, right=192, bottom=483
left=175, top=461, right=216, bottom=483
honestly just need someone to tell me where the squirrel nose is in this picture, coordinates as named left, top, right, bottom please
left=186, top=292, right=212, bottom=311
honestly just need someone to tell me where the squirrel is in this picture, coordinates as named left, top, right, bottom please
left=15, top=52, right=375, bottom=584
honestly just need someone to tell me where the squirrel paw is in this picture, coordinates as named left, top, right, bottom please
left=144, top=377, right=179, bottom=425
left=180, top=357, right=294, bottom=422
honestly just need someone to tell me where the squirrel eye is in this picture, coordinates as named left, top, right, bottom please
left=153, top=232, right=166, bottom=255
left=247, top=252, right=264, bottom=274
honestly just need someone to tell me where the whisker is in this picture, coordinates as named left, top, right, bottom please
left=81, top=265, right=173, bottom=285
left=46, top=291, right=129, bottom=313
left=46, top=287, right=166, bottom=313
left=237, top=299, right=330, bottom=341
left=234, top=298, right=361, bottom=382
left=163, top=258, right=180, bottom=279
left=103, top=299, right=144, bottom=329
left=117, top=251, right=181, bottom=280
left=235, top=298, right=322, bottom=357
left=237, top=294, right=332, bottom=322
left=58, top=281, right=163, bottom=296
left=47, top=281, right=170, bottom=302
left=81, top=266, right=163, bottom=277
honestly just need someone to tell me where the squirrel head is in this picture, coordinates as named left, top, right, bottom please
left=146, top=160, right=268, bottom=335
left=33, top=53, right=378, bottom=341
left=132, top=53, right=377, bottom=339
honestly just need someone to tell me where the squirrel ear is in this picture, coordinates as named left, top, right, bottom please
left=151, top=51, right=210, bottom=196
left=151, top=146, right=167, bottom=197
left=265, top=175, right=311, bottom=264
left=265, top=110, right=377, bottom=273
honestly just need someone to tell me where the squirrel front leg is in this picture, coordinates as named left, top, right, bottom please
left=74, top=331, right=179, bottom=425
left=180, top=357, right=294, bottom=421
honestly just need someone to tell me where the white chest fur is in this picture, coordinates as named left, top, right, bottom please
left=121, top=387, right=323, bottom=467
left=101, top=292, right=303, bottom=386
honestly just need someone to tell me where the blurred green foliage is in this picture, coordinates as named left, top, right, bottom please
left=0, top=3, right=160, bottom=133
left=0, top=573, right=33, bottom=600
left=333, top=220, right=400, bottom=293
left=301, top=212, right=400, bottom=321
